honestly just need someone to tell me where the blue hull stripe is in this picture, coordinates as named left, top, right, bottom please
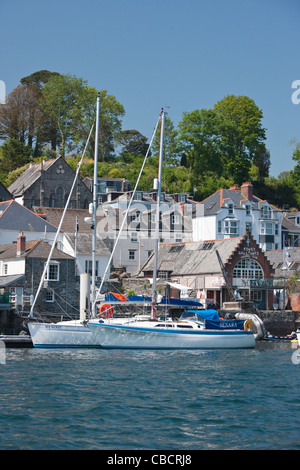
left=88, top=323, right=252, bottom=336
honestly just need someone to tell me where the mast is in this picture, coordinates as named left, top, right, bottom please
left=151, top=108, right=165, bottom=319
left=91, top=92, right=100, bottom=318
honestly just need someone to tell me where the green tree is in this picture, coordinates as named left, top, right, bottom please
left=0, top=138, right=31, bottom=173
left=41, top=74, right=97, bottom=158
left=115, top=129, right=149, bottom=157
left=214, top=95, right=266, bottom=183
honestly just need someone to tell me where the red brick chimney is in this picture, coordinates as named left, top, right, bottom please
left=241, top=182, right=253, bottom=202
left=17, top=232, right=26, bottom=256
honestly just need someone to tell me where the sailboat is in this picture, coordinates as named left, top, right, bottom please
left=28, top=94, right=106, bottom=348
left=86, top=109, right=255, bottom=349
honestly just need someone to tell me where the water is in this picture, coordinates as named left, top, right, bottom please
left=0, top=342, right=299, bottom=450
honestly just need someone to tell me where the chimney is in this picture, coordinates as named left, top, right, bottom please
left=17, top=232, right=26, bottom=256
left=241, top=182, right=253, bottom=202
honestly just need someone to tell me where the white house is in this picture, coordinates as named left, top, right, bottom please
left=96, top=191, right=193, bottom=274
left=192, top=182, right=282, bottom=251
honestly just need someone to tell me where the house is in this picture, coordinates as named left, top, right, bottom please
left=282, top=211, right=300, bottom=248
left=8, top=156, right=92, bottom=210
left=32, top=206, right=112, bottom=280
left=192, top=182, right=282, bottom=251
left=83, top=176, right=131, bottom=204
left=0, top=233, right=79, bottom=318
left=96, top=191, right=193, bottom=273
left=140, top=233, right=280, bottom=310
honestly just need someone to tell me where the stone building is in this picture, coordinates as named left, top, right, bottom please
left=0, top=233, right=79, bottom=319
left=8, top=156, right=92, bottom=210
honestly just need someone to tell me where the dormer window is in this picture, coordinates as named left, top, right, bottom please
left=228, top=203, right=234, bottom=214
left=261, top=205, right=272, bottom=219
left=245, top=205, right=251, bottom=216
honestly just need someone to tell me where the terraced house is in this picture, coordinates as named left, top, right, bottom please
left=192, top=182, right=282, bottom=251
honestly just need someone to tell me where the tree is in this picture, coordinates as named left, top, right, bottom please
left=115, top=129, right=149, bottom=157
left=0, top=84, right=44, bottom=150
left=41, top=76, right=125, bottom=160
left=0, top=138, right=31, bottom=173
left=214, top=95, right=266, bottom=183
left=151, top=115, right=180, bottom=165
left=176, top=108, right=222, bottom=186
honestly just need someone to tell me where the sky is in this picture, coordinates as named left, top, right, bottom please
left=1, top=0, right=300, bottom=178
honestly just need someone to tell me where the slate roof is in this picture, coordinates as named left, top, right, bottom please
left=196, top=187, right=280, bottom=216
left=141, top=237, right=244, bottom=276
left=265, top=248, right=300, bottom=277
left=8, top=160, right=56, bottom=197
left=65, top=233, right=111, bottom=257
left=0, top=200, right=58, bottom=232
left=0, top=239, right=74, bottom=260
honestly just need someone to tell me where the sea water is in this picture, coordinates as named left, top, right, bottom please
left=0, top=342, right=299, bottom=450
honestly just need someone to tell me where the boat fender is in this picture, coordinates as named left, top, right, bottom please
left=244, top=319, right=252, bottom=331
left=99, top=304, right=114, bottom=318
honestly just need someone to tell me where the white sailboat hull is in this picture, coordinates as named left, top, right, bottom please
left=87, top=321, right=255, bottom=349
left=28, top=320, right=101, bottom=348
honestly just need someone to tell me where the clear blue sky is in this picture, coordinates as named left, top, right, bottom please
left=1, top=0, right=299, bottom=177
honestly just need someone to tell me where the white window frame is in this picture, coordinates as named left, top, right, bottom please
left=129, top=250, right=136, bottom=260
left=224, top=220, right=239, bottom=235
left=44, top=262, right=60, bottom=281
left=131, top=232, right=138, bottom=243
left=260, top=222, right=273, bottom=235
left=46, top=290, right=55, bottom=302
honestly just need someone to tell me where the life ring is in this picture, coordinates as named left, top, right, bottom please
left=244, top=319, right=252, bottom=331
left=99, top=304, right=114, bottom=318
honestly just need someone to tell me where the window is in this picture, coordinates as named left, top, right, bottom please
left=158, top=271, right=168, bottom=279
left=261, top=206, right=272, bottom=219
left=175, top=234, right=183, bottom=243
left=275, top=224, right=279, bottom=235
left=85, top=260, right=99, bottom=277
left=246, top=222, right=252, bottom=233
left=246, top=205, right=251, bottom=216
left=49, top=193, right=55, bottom=207
left=296, top=216, right=300, bottom=225
left=3, top=264, right=7, bottom=275
left=233, top=259, right=264, bottom=280
left=260, top=222, right=273, bottom=235
left=131, top=232, right=138, bottom=243
left=129, top=250, right=136, bottom=260
left=228, top=204, right=234, bottom=214
left=171, top=214, right=180, bottom=225
left=46, top=290, right=54, bottom=302
left=224, top=220, right=239, bottom=235
left=44, top=263, right=60, bottom=281
left=131, top=212, right=140, bottom=223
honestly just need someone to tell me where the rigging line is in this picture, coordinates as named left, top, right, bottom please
left=92, top=111, right=163, bottom=314
left=29, top=120, right=95, bottom=318
left=46, top=285, right=80, bottom=313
